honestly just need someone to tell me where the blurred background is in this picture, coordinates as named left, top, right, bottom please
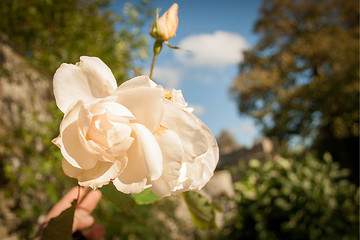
left=0, top=0, right=358, bottom=239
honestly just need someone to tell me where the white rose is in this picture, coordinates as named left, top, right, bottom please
left=52, top=56, right=219, bottom=197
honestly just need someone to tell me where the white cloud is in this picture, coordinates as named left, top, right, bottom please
left=152, top=66, right=181, bottom=89
left=175, top=31, right=249, bottom=67
left=232, top=121, right=258, bottom=136
left=189, top=104, right=205, bottom=116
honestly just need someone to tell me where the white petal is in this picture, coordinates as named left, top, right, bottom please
left=85, top=113, right=112, bottom=148
left=55, top=101, right=83, bottom=135
left=106, top=137, right=134, bottom=156
left=60, top=121, right=102, bottom=169
left=112, top=177, right=150, bottom=194
left=106, top=123, right=134, bottom=157
left=170, top=89, right=188, bottom=108
left=78, top=109, right=134, bottom=160
left=158, top=101, right=219, bottom=194
left=104, top=102, right=135, bottom=121
left=78, top=100, right=133, bottom=136
left=199, top=118, right=219, bottom=172
left=62, top=155, right=127, bottom=190
left=84, top=139, right=114, bottom=162
left=115, top=86, right=164, bottom=132
left=53, top=56, right=117, bottom=113
left=117, top=76, right=157, bottom=90
left=178, top=152, right=215, bottom=191
left=161, top=100, right=208, bottom=160
left=113, top=123, right=163, bottom=193
left=173, top=119, right=219, bottom=193
left=150, top=129, right=184, bottom=197
left=131, top=123, right=163, bottom=180
left=113, top=152, right=147, bottom=191
left=107, top=122, right=132, bottom=146
left=78, top=104, right=92, bottom=136
left=53, top=101, right=99, bottom=169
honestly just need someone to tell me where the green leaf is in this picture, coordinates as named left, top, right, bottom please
left=182, top=191, right=218, bottom=230
left=100, top=184, right=136, bottom=216
left=42, top=199, right=77, bottom=240
left=131, top=189, right=162, bottom=205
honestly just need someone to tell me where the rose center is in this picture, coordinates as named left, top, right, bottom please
left=86, top=113, right=113, bottom=148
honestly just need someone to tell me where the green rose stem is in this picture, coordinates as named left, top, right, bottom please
left=149, top=40, right=163, bottom=79
left=149, top=40, right=188, bottom=79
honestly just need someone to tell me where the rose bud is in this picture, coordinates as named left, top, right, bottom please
left=150, top=3, right=179, bottom=41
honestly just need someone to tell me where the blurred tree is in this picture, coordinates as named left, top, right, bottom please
left=0, top=0, right=152, bottom=81
left=0, top=0, right=154, bottom=238
left=231, top=0, right=359, bottom=184
left=217, top=130, right=240, bottom=154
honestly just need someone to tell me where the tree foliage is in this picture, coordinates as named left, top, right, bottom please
left=0, top=0, right=152, bottom=81
left=231, top=0, right=359, bottom=183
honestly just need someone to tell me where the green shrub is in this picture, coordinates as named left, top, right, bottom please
left=222, top=154, right=359, bottom=240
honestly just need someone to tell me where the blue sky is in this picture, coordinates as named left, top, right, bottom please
left=112, top=0, right=263, bottom=147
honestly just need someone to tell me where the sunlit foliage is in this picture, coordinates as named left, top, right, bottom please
left=219, top=154, right=359, bottom=240
left=231, top=0, right=359, bottom=183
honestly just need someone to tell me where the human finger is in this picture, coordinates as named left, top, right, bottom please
left=73, top=208, right=95, bottom=231
left=78, top=190, right=102, bottom=213
left=46, top=186, right=86, bottom=222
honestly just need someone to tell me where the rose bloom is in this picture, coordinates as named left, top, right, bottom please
left=52, top=56, right=219, bottom=197
left=150, top=3, right=179, bottom=41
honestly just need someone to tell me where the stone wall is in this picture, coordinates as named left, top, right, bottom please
left=0, top=34, right=53, bottom=240
left=0, top=34, right=53, bottom=146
